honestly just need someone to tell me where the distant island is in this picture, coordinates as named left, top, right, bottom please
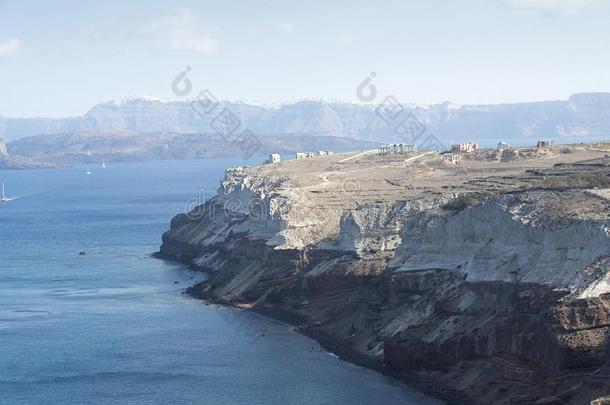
left=0, top=137, right=60, bottom=169
left=3, top=130, right=378, bottom=168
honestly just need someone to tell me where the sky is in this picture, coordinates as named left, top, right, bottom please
left=1, top=0, right=610, bottom=117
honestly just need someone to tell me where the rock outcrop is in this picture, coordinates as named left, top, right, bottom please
left=0, top=137, right=7, bottom=157
left=159, top=147, right=610, bottom=404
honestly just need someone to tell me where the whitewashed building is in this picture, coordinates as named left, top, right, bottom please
left=265, top=153, right=281, bottom=164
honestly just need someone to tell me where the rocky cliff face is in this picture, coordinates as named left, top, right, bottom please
left=159, top=149, right=610, bottom=404
left=0, top=137, right=7, bottom=157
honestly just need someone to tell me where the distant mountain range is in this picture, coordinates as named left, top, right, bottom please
left=1, top=93, right=609, bottom=168
left=2, top=93, right=610, bottom=147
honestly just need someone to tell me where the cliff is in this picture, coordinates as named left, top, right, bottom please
left=0, top=137, right=7, bottom=157
left=159, top=144, right=610, bottom=404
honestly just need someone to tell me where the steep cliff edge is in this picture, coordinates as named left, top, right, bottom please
left=159, top=146, right=610, bottom=404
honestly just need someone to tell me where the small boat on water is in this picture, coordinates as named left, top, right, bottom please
left=102, top=162, right=106, bottom=169
left=86, top=168, right=92, bottom=175
left=1, top=183, right=10, bottom=203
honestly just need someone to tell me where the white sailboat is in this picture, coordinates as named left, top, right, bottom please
left=1, top=183, right=10, bottom=203
left=102, top=161, right=106, bottom=169
left=86, top=168, right=92, bottom=175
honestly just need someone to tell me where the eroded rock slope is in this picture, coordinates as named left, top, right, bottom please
left=160, top=146, right=610, bottom=404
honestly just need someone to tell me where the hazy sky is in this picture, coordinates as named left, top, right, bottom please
left=1, top=0, right=610, bottom=117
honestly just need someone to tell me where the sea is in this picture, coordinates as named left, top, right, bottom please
left=0, top=158, right=441, bottom=405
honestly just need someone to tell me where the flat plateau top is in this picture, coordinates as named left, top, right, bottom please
left=245, top=144, right=610, bottom=209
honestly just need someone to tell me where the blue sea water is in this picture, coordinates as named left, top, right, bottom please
left=0, top=159, right=440, bottom=405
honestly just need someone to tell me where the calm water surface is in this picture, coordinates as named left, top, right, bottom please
left=0, top=159, right=441, bottom=405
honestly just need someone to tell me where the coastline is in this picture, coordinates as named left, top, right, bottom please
left=180, top=273, right=464, bottom=405
left=156, top=147, right=610, bottom=404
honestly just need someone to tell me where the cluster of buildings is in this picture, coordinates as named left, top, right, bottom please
left=378, top=143, right=417, bottom=155
left=440, top=139, right=556, bottom=165
left=266, top=138, right=557, bottom=166
left=264, top=150, right=336, bottom=164
left=440, top=142, right=479, bottom=164
left=296, top=150, right=334, bottom=159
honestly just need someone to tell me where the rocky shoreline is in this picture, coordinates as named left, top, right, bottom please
left=181, top=277, right=467, bottom=404
left=158, top=147, right=610, bottom=404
